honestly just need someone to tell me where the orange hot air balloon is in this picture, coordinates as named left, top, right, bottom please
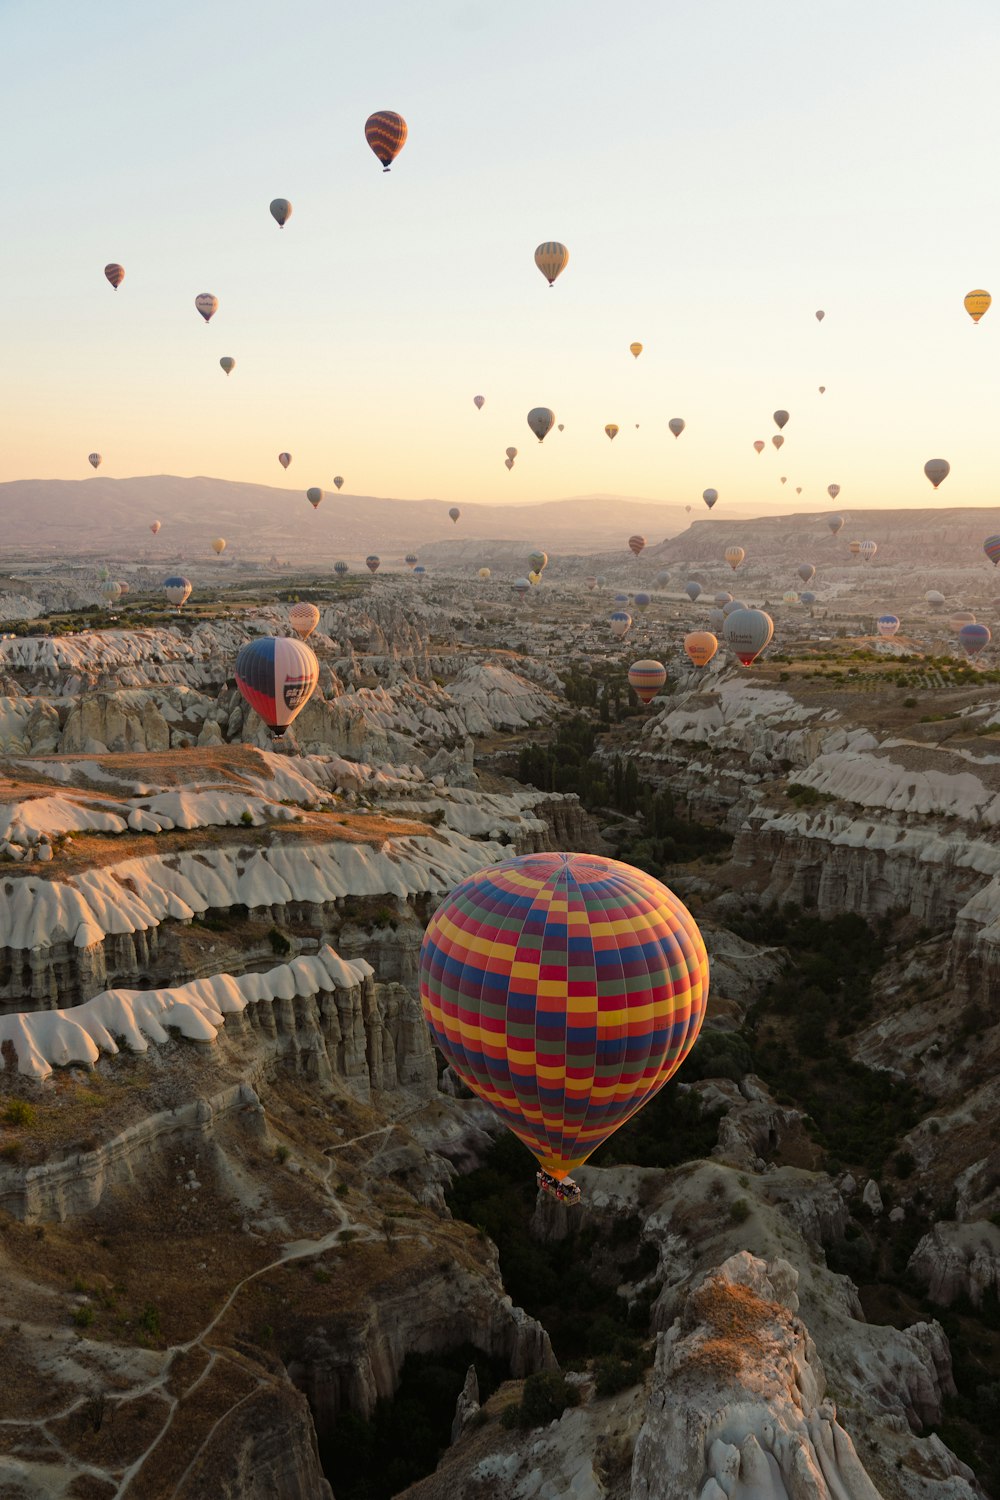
left=964, top=290, right=991, bottom=324
left=104, top=263, right=125, bottom=290
left=684, top=632, right=718, bottom=668
left=365, top=111, right=408, bottom=171
left=605, top=424, right=619, bottom=441
left=629, top=342, right=643, bottom=359
left=211, top=538, right=226, bottom=556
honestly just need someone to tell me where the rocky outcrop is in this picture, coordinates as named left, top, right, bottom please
left=907, top=1221, right=1000, bottom=1308
left=173, top=1380, right=334, bottom=1500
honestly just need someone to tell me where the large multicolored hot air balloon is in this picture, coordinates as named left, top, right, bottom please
left=220, top=357, right=235, bottom=376
left=925, top=459, right=950, bottom=489
left=628, top=535, right=646, bottom=557
left=289, top=602, right=320, bottom=639
left=278, top=452, right=292, bottom=470
left=605, top=424, right=619, bottom=441
left=610, top=611, right=632, bottom=639
left=366, top=555, right=381, bottom=574
left=211, top=538, right=226, bottom=556
left=528, top=408, right=556, bottom=443
left=333, top=476, right=344, bottom=491
left=860, top=540, right=878, bottom=562
left=418, top=852, right=708, bottom=1185
left=703, top=489, right=718, bottom=509
left=724, top=608, right=774, bottom=665
left=724, top=546, right=745, bottom=572
left=684, top=632, right=718, bottom=668
left=773, top=410, right=789, bottom=430
left=235, top=637, right=319, bottom=737
left=474, top=395, right=485, bottom=410
left=195, top=293, right=218, bottom=324
left=163, top=575, right=192, bottom=608
left=798, top=563, right=815, bottom=584
left=983, top=535, right=1000, bottom=567
left=964, top=290, right=991, bottom=324
left=88, top=453, right=102, bottom=469
left=306, top=487, right=323, bottom=509
left=449, top=507, right=461, bottom=524
left=876, top=614, right=900, bottom=638
left=668, top=418, right=685, bottom=438
left=104, top=263, right=125, bottom=290
left=753, top=440, right=765, bottom=455
left=827, top=515, right=844, bottom=535
left=534, top=242, right=569, bottom=286
left=628, top=660, right=666, bottom=702
left=960, top=623, right=991, bottom=657
left=684, top=582, right=702, bottom=602
left=365, top=110, right=408, bottom=171
left=269, top=198, right=292, bottom=227
left=150, top=520, right=161, bottom=535
left=629, top=342, right=643, bottom=359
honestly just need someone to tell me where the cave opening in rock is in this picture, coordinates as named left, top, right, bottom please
left=315, top=1344, right=508, bottom=1500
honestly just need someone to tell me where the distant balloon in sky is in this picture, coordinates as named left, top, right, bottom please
left=876, top=615, right=900, bottom=638
left=964, top=289, right=991, bottom=323
left=984, top=535, right=1000, bottom=567
left=605, top=424, right=619, bottom=441
left=772, top=434, right=784, bottom=450
left=449, top=506, right=461, bottom=523
left=365, top=110, right=408, bottom=171
left=798, top=564, right=815, bottom=584
left=668, top=418, right=685, bottom=438
left=104, top=263, right=125, bottom=290
left=505, top=447, right=518, bottom=460
left=773, top=410, right=789, bottom=430
left=333, top=476, right=344, bottom=490
left=924, top=458, right=950, bottom=489
left=795, top=487, right=802, bottom=495
left=557, top=423, right=565, bottom=432
left=505, top=457, right=514, bottom=470
left=212, top=537, right=226, bottom=555
left=753, top=440, right=765, bottom=454
left=150, top=520, right=161, bottom=535
left=473, top=394, right=485, bottom=410
left=269, top=197, right=292, bottom=227
left=818, top=386, right=826, bottom=394
left=289, top=602, right=320, bottom=639
left=724, top=607, right=774, bottom=666
left=703, top=489, right=718, bottom=509
left=88, top=453, right=101, bottom=469
left=860, top=540, right=878, bottom=562
left=278, top=452, right=292, bottom=470
left=195, top=293, right=218, bottom=324
left=815, top=310, right=825, bottom=321
left=366, top=554, right=380, bottom=574
left=960, top=622, right=991, bottom=657
left=610, top=611, right=632, bottom=639
left=628, top=660, right=666, bottom=702
left=780, top=476, right=787, bottom=485
left=629, top=342, right=643, bottom=359
left=684, top=632, right=718, bottom=668
left=306, top=487, right=323, bottom=509
left=534, top=242, right=569, bottom=286
left=628, top=534, right=646, bottom=557
left=405, top=553, right=418, bottom=567
left=827, top=514, right=844, bottom=535
left=724, top=546, right=745, bottom=571
left=827, top=484, right=841, bottom=500
left=163, top=575, right=192, bottom=608
left=527, top=408, right=556, bottom=442
left=235, top=636, right=319, bottom=737
left=219, top=356, right=235, bottom=375
left=334, top=561, right=350, bottom=576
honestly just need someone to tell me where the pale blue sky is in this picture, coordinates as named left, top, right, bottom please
left=2, top=0, right=998, bottom=514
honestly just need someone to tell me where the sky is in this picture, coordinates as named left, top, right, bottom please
left=2, top=0, right=999, bottom=515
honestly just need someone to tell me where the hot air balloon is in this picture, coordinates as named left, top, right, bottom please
left=772, top=435, right=784, bottom=451
left=479, top=567, right=491, bottom=581
left=669, top=418, right=685, bottom=438
left=405, top=554, right=418, bottom=568
left=117, top=582, right=130, bottom=596
left=684, top=582, right=702, bottom=602
left=514, top=577, right=531, bottom=601
left=306, top=488, right=323, bottom=509
left=104, top=263, right=125, bottom=290
left=365, top=110, right=407, bottom=171
left=926, top=590, right=945, bottom=609
left=333, top=477, right=344, bottom=491
left=614, top=593, right=629, bottom=605
left=585, top=576, right=598, bottom=591
left=629, top=343, right=643, bottom=359
left=595, top=575, right=606, bottom=587
left=782, top=591, right=799, bottom=606
left=860, top=540, right=878, bottom=563
left=723, top=599, right=745, bottom=616
left=418, top=852, right=708, bottom=1188
left=88, top=453, right=102, bottom=469
left=684, top=632, right=718, bottom=668
left=827, top=515, right=844, bottom=535
left=876, top=615, right=900, bottom=637
left=714, top=592, right=733, bottom=608
left=528, top=408, right=556, bottom=443
left=795, top=488, right=802, bottom=496
left=235, top=637, right=319, bottom=737
left=964, top=290, right=991, bottom=324
left=278, top=452, right=292, bottom=470
left=557, top=424, right=565, bottom=432
left=534, top=242, right=569, bottom=286
left=449, top=507, right=461, bottom=524
left=269, top=198, right=292, bottom=227
left=724, top=546, right=745, bottom=572
left=101, top=582, right=121, bottom=604
left=413, top=565, right=427, bottom=581
left=849, top=541, right=861, bottom=556
left=685, top=505, right=692, bottom=513
left=985, top=536, right=1000, bottom=567
left=150, top=520, right=161, bottom=535
left=827, top=484, right=841, bottom=500
left=474, top=395, right=485, bottom=410
left=610, top=611, right=632, bottom=639
left=950, top=611, right=976, bottom=632
left=633, top=592, right=652, bottom=614
left=925, top=459, right=950, bottom=489
left=529, top=550, right=548, bottom=573
left=605, top=424, right=619, bottom=441
left=163, top=575, right=192, bottom=608
left=366, top=555, right=381, bottom=574
left=780, top=477, right=787, bottom=485
left=505, top=457, right=514, bottom=470
left=289, top=602, right=320, bottom=639
left=528, top=571, right=542, bottom=587
left=800, top=591, right=816, bottom=605
left=334, top=561, right=350, bottom=577
left=220, top=357, right=235, bottom=376
left=724, top=608, right=774, bottom=665
left=703, top=490, right=718, bottom=510
left=195, top=293, right=218, bottom=324
left=960, top=623, right=991, bottom=657
left=628, top=660, right=666, bottom=702
left=211, top=538, right=226, bottom=556
left=506, top=447, right=518, bottom=460
left=819, top=386, right=826, bottom=394
left=628, top=535, right=646, bottom=557
left=798, top=564, right=815, bottom=584
left=707, top=607, right=725, bottom=632
left=753, top=440, right=765, bottom=455
left=815, top=310, right=825, bottom=322
left=655, top=570, right=670, bottom=588
left=774, top=411, right=789, bottom=430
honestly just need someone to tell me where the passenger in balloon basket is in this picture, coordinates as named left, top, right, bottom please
left=536, top=1169, right=582, bottom=1205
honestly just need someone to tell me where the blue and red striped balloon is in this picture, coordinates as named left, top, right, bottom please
left=419, top=853, right=709, bottom=1180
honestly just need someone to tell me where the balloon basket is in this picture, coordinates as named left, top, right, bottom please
left=536, top=1170, right=582, bottom=1206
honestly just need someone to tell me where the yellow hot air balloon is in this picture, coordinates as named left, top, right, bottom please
left=529, top=570, right=541, bottom=586
left=605, top=424, right=619, bottom=441
left=684, top=632, right=718, bottom=668
left=964, top=290, right=991, bottom=324
left=534, top=242, right=569, bottom=286
left=478, top=567, right=491, bottom=581
left=212, top=538, right=226, bottom=555
left=629, top=342, right=643, bottom=358
left=724, top=546, right=745, bottom=571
